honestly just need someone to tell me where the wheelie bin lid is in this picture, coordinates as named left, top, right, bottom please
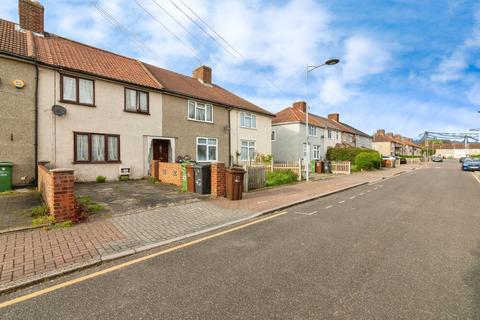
left=0, top=162, right=13, bottom=167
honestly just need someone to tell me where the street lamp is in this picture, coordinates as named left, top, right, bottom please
left=305, top=58, right=340, bottom=182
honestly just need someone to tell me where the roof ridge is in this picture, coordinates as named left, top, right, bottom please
left=138, top=61, right=164, bottom=89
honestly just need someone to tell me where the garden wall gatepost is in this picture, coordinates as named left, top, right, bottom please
left=211, top=162, right=226, bottom=197
left=37, top=165, right=76, bottom=221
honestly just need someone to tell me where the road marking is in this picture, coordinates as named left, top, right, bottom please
left=296, top=211, right=318, bottom=216
left=471, top=172, right=480, bottom=184
left=365, top=190, right=371, bottom=193
left=349, top=196, right=356, bottom=200
left=0, top=211, right=288, bottom=309
left=373, top=187, right=378, bottom=190
left=358, top=193, right=365, bottom=196
left=325, top=205, right=333, bottom=209
left=338, top=200, right=345, bottom=204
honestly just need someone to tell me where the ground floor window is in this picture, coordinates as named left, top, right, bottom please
left=74, top=132, right=120, bottom=163
left=196, top=137, right=217, bottom=161
left=313, top=145, right=320, bottom=160
left=240, top=140, right=256, bottom=161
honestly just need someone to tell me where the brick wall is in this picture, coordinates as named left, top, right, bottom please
left=156, top=162, right=183, bottom=187
left=37, top=165, right=76, bottom=221
left=19, top=0, right=45, bottom=34
left=211, top=162, right=226, bottom=197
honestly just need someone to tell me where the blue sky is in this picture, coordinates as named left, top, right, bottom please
left=2, top=0, right=480, bottom=138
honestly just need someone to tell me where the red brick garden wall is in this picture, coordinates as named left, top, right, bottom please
left=153, top=161, right=182, bottom=187
left=37, top=165, right=76, bottom=221
left=211, top=162, right=226, bottom=197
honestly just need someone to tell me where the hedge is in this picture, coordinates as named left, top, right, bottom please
left=326, top=146, right=379, bottom=164
left=355, top=152, right=382, bottom=170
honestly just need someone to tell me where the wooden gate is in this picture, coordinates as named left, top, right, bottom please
left=244, top=166, right=266, bottom=190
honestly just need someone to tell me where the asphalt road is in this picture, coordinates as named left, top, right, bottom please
left=1, top=161, right=480, bottom=319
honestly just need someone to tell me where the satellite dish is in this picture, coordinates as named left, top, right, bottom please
left=51, top=105, right=67, bottom=117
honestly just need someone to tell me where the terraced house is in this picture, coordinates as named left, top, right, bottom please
left=272, top=101, right=372, bottom=162
left=372, top=129, right=422, bottom=156
left=0, top=0, right=273, bottom=182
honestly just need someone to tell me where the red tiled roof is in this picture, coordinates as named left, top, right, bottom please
left=0, top=20, right=29, bottom=57
left=436, top=143, right=480, bottom=149
left=0, top=18, right=272, bottom=115
left=373, top=133, right=422, bottom=148
left=143, top=63, right=274, bottom=116
left=33, top=34, right=162, bottom=89
left=272, top=106, right=358, bottom=133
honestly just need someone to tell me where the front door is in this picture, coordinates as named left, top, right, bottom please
left=153, top=140, right=169, bottom=162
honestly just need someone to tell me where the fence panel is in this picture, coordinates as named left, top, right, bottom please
left=245, top=166, right=266, bottom=190
left=332, top=161, right=351, bottom=175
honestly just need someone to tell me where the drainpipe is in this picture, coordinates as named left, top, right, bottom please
left=227, top=107, right=232, bottom=167
left=34, top=62, right=39, bottom=186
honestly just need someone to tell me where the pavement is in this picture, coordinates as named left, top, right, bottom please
left=0, top=160, right=478, bottom=319
left=0, top=163, right=420, bottom=293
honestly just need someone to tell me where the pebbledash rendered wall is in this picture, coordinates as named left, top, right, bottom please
left=0, top=55, right=36, bottom=186
left=37, top=67, right=163, bottom=182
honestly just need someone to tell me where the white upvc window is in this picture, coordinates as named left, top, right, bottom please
left=196, top=137, right=217, bottom=162
left=303, top=143, right=308, bottom=158
left=240, top=112, right=256, bottom=129
left=336, top=131, right=339, bottom=140
left=240, top=140, right=256, bottom=161
left=308, top=125, right=317, bottom=136
left=328, top=129, right=332, bottom=139
left=188, top=100, right=213, bottom=123
left=313, top=145, right=320, bottom=160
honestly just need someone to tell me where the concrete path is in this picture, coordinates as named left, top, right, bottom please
left=0, top=164, right=420, bottom=293
left=1, top=160, right=478, bottom=319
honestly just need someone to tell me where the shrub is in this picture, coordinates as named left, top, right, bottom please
left=355, top=152, right=382, bottom=171
left=326, top=146, right=378, bottom=164
left=96, top=176, right=106, bottom=183
left=266, top=170, right=297, bottom=187
left=119, top=175, right=129, bottom=181
left=255, top=153, right=273, bottom=164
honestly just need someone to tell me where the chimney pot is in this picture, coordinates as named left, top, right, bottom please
left=192, top=65, right=212, bottom=85
left=376, top=129, right=385, bottom=135
left=386, top=132, right=394, bottom=137
left=292, top=101, right=307, bottom=113
left=19, top=0, right=44, bottom=34
left=328, top=113, right=339, bottom=122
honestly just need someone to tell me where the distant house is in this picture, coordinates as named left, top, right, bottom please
left=435, top=143, right=480, bottom=158
left=271, top=101, right=373, bottom=162
left=0, top=0, right=274, bottom=182
left=372, top=129, right=422, bottom=156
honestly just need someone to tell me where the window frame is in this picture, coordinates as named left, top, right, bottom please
left=124, top=88, right=150, bottom=115
left=196, top=137, right=218, bottom=162
left=312, top=145, right=320, bottom=160
left=328, top=129, right=332, bottom=139
left=271, top=130, right=276, bottom=141
left=308, top=125, right=317, bottom=137
left=240, top=112, right=257, bottom=129
left=73, top=132, right=121, bottom=164
left=188, top=100, right=213, bottom=123
left=60, top=74, right=95, bottom=107
left=240, top=140, right=256, bottom=161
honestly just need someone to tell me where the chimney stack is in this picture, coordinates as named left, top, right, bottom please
left=19, top=0, right=44, bottom=34
left=328, top=113, right=339, bottom=122
left=292, top=101, right=307, bottom=113
left=376, top=129, right=385, bottom=135
left=386, top=132, right=394, bottom=137
left=192, top=65, right=212, bottom=85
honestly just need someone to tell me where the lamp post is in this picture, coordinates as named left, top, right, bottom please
left=305, top=58, right=340, bottom=182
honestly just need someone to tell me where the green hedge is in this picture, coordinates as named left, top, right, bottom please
left=355, top=152, right=382, bottom=170
left=326, top=146, right=379, bottom=164
left=266, top=170, right=297, bottom=187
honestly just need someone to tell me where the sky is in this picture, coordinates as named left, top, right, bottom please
left=2, top=0, right=480, bottom=138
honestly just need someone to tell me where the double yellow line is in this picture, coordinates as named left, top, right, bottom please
left=0, top=211, right=288, bottom=309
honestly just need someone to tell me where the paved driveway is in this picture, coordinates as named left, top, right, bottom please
left=75, top=180, right=209, bottom=217
left=0, top=190, right=42, bottom=231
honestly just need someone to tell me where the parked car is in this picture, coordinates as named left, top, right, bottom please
left=462, top=158, right=480, bottom=171
left=399, top=158, right=407, bottom=164
left=432, top=155, right=443, bottom=162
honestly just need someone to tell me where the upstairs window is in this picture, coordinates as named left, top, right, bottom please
left=125, top=88, right=149, bottom=114
left=61, top=75, right=94, bottom=106
left=240, top=112, right=256, bottom=129
left=188, top=100, right=213, bottom=122
left=328, top=129, right=332, bottom=139
left=308, top=125, right=317, bottom=136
